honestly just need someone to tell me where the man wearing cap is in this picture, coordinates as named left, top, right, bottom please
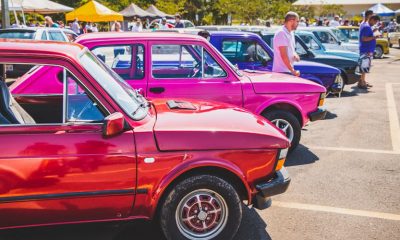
left=329, top=15, right=340, bottom=27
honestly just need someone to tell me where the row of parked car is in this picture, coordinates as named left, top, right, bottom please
left=0, top=24, right=380, bottom=239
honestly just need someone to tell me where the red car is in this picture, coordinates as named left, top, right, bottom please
left=0, top=39, right=290, bottom=240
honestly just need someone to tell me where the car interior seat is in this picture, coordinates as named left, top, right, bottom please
left=0, top=79, right=36, bottom=125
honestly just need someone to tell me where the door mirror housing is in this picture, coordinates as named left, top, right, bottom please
left=103, top=112, right=126, bottom=138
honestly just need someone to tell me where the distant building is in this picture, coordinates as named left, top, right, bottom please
left=293, top=0, right=400, bottom=18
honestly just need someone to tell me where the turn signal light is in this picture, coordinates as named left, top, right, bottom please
left=275, top=158, right=286, bottom=171
left=318, top=93, right=326, bottom=106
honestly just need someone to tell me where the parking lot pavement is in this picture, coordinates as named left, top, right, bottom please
left=1, top=49, right=399, bottom=240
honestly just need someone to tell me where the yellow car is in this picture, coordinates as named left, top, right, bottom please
left=338, top=26, right=389, bottom=58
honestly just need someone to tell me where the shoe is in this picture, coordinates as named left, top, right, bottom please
left=366, top=83, right=373, bottom=88
left=357, top=84, right=368, bottom=89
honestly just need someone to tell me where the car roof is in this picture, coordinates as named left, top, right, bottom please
left=0, top=38, right=85, bottom=60
left=76, top=31, right=206, bottom=42
left=295, top=30, right=314, bottom=35
left=209, top=31, right=259, bottom=37
left=338, top=26, right=358, bottom=29
left=299, top=27, right=334, bottom=32
left=0, top=27, right=63, bottom=32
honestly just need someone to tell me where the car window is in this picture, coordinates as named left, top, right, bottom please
left=41, top=31, right=48, bottom=40
left=0, top=64, right=105, bottom=125
left=298, top=35, right=321, bottom=50
left=315, top=31, right=338, bottom=44
left=341, top=29, right=359, bottom=40
left=92, top=45, right=145, bottom=80
left=221, top=40, right=271, bottom=64
left=152, top=44, right=226, bottom=79
left=295, top=41, right=308, bottom=56
left=48, top=31, right=65, bottom=41
left=0, top=31, right=35, bottom=39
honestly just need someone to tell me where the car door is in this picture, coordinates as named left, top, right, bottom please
left=147, top=41, right=243, bottom=106
left=90, top=43, right=147, bottom=96
left=0, top=64, right=136, bottom=228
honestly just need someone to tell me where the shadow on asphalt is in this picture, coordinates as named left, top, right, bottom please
left=324, top=111, right=337, bottom=120
left=0, top=206, right=272, bottom=240
left=286, top=144, right=319, bottom=166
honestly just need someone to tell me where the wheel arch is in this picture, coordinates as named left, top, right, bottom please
left=258, top=101, right=304, bottom=127
left=151, top=164, right=251, bottom=220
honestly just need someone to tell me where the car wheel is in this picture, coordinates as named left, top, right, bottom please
left=263, top=110, right=301, bottom=152
left=374, top=46, right=383, bottom=59
left=160, top=175, right=242, bottom=240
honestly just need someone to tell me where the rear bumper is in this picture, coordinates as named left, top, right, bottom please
left=253, top=167, right=291, bottom=210
left=308, top=107, right=327, bottom=122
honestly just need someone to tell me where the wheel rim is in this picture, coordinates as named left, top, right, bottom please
left=175, top=189, right=228, bottom=240
left=271, top=119, right=294, bottom=142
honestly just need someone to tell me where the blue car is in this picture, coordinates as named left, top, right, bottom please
left=295, top=31, right=359, bottom=62
left=209, top=31, right=342, bottom=93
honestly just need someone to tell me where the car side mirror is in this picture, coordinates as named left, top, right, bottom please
left=103, top=112, right=126, bottom=138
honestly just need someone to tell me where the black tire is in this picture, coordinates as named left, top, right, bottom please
left=160, top=175, right=242, bottom=240
left=374, top=46, right=383, bottom=59
left=263, top=110, right=301, bottom=152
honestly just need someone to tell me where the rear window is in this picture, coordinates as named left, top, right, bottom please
left=0, top=31, right=35, bottom=39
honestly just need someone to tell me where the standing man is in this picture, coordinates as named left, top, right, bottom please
left=175, top=14, right=184, bottom=28
left=272, top=12, right=301, bottom=77
left=71, top=18, right=80, bottom=34
left=159, top=18, right=169, bottom=30
left=358, top=14, right=380, bottom=89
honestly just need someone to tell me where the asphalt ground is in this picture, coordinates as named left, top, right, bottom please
left=1, top=48, right=400, bottom=240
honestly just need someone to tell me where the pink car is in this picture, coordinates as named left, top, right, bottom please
left=11, top=32, right=327, bottom=151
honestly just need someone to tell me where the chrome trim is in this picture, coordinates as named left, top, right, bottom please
left=62, top=68, right=67, bottom=123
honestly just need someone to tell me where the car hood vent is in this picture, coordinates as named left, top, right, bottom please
left=166, top=100, right=197, bottom=110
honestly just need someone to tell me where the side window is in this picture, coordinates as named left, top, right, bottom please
left=316, top=31, right=330, bottom=43
left=203, top=50, right=227, bottom=78
left=65, top=72, right=104, bottom=123
left=223, top=40, right=271, bottom=64
left=295, top=41, right=308, bottom=56
left=151, top=44, right=201, bottom=79
left=221, top=40, right=242, bottom=62
left=41, top=31, right=48, bottom=40
left=48, top=31, right=66, bottom=41
left=92, top=45, right=144, bottom=80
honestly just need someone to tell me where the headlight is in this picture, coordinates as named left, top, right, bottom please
left=318, top=92, right=326, bottom=107
left=275, top=148, right=288, bottom=171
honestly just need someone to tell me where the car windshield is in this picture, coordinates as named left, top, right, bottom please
left=79, top=50, right=149, bottom=120
left=332, top=29, right=349, bottom=42
left=0, top=31, right=35, bottom=39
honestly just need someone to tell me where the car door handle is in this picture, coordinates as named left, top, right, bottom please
left=149, top=87, right=165, bottom=94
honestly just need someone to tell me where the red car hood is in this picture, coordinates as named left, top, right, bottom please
left=151, top=99, right=289, bottom=151
left=243, top=71, right=326, bottom=94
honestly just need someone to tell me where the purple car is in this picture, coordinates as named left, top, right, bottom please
left=11, top=32, right=327, bottom=151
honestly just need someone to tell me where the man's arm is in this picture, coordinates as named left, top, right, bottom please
left=362, top=35, right=378, bottom=42
left=278, top=46, right=300, bottom=76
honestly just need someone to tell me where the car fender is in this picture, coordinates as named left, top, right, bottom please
left=149, top=158, right=251, bottom=217
left=255, top=98, right=305, bottom=126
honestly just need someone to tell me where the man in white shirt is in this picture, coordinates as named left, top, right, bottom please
left=299, top=17, right=307, bottom=27
left=71, top=18, right=80, bottom=35
left=158, top=18, right=169, bottom=30
left=272, top=12, right=300, bottom=76
left=131, top=19, right=143, bottom=32
left=329, top=15, right=340, bottom=27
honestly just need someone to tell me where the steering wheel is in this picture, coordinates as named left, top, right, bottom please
left=188, top=62, right=202, bottom=78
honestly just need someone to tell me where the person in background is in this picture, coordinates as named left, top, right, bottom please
left=272, top=11, right=301, bottom=77
left=71, top=18, right=80, bottom=35
left=358, top=14, right=380, bottom=89
left=159, top=18, right=169, bottom=30
left=198, top=30, right=210, bottom=40
left=175, top=14, right=184, bottom=28
left=265, top=21, right=271, bottom=28
left=115, top=22, right=123, bottom=32
left=85, top=22, right=93, bottom=33
left=329, top=15, right=340, bottom=27
left=92, top=23, right=99, bottom=32
left=343, top=19, right=350, bottom=26
left=299, top=17, right=307, bottom=27
left=44, top=16, right=59, bottom=28
left=305, top=18, right=310, bottom=27
left=362, top=10, right=373, bottom=24
left=131, top=19, right=143, bottom=32
left=387, top=19, right=397, bottom=32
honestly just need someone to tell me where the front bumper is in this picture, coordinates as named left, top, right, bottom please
left=253, top=167, right=291, bottom=210
left=308, top=107, right=327, bottom=122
